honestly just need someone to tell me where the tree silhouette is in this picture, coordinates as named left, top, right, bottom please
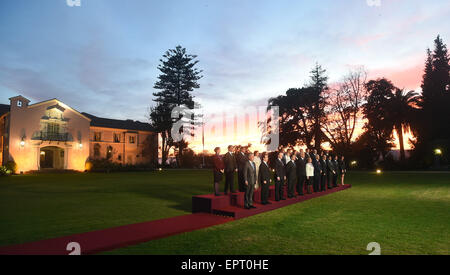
left=322, top=67, right=367, bottom=153
left=363, top=78, right=396, bottom=161
left=413, top=35, right=450, bottom=166
left=388, top=88, right=419, bottom=161
left=149, top=45, right=203, bottom=166
left=308, top=63, right=328, bottom=150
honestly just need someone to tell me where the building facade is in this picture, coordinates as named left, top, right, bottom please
left=0, top=95, right=157, bottom=173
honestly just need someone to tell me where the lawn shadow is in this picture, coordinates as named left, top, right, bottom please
left=125, top=171, right=214, bottom=212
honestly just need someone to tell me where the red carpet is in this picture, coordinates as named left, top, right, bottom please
left=0, top=213, right=232, bottom=255
left=0, top=184, right=351, bottom=255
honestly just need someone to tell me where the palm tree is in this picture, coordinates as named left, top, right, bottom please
left=388, top=89, right=419, bottom=161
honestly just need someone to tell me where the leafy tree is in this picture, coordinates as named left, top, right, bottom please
left=267, top=63, right=329, bottom=150
left=322, top=67, right=367, bottom=153
left=267, top=87, right=317, bottom=148
left=362, top=78, right=396, bottom=161
left=148, top=102, right=172, bottom=165
left=149, top=45, right=203, bottom=165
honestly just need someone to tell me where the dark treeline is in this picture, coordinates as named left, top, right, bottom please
left=267, top=35, right=450, bottom=170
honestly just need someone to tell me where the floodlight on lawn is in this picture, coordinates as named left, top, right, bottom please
left=376, top=169, right=382, bottom=174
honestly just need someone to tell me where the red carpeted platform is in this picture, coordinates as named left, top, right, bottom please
left=0, top=184, right=351, bottom=255
left=193, top=184, right=352, bottom=219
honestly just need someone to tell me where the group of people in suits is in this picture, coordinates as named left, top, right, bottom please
left=212, top=145, right=347, bottom=210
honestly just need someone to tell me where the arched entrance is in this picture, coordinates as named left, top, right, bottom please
left=40, top=146, right=65, bottom=169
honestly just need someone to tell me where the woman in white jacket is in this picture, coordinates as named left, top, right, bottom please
left=253, top=151, right=261, bottom=190
left=305, top=157, right=314, bottom=194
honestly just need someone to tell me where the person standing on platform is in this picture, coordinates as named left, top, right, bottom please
left=274, top=151, right=286, bottom=201
left=327, top=155, right=336, bottom=189
left=279, top=147, right=287, bottom=165
left=284, top=149, right=292, bottom=165
left=311, top=149, right=318, bottom=165
left=286, top=154, right=297, bottom=198
left=313, top=154, right=322, bottom=192
left=296, top=151, right=306, bottom=195
left=333, top=155, right=340, bottom=187
left=320, top=154, right=328, bottom=191
left=259, top=153, right=271, bottom=205
left=305, top=157, right=314, bottom=194
left=212, top=147, right=225, bottom=196
left=243, top=153, right=257, bottom=209
left=223, top=145, right=238, bottom=194
left=236, top=146, right=248, bottom=192
left=253, top=151, right=261, bottom=190
left=339, top=156, right=346, bottom=186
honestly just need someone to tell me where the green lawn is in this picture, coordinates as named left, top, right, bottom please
left=1, top=170, right=449, bottom=254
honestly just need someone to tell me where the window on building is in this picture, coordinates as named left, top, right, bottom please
left=47, top=123, right=60, bottom=134
left=118, top=154, right=122, bottom=161
left=114, top=133, right=120, bottom=143
left=17, top=100, right=22, bottom=107
left=129, top=136, right=135, bottom=144
left=94, top=132, right=102, bottom=141
left=106, top=146, right=113, bottom=159
left=94, top=143, right=101, bottom=157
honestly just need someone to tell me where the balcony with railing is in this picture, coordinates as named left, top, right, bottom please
left=33, top=131, right=71, bottom=142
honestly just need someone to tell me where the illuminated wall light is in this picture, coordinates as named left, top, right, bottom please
left=376, top=169, right=382, bottom=174
left=20, top=140, right=25, bottom=147
left=434, top=148, right=442, bottom=155
left=78, top=143, right=83, bottom=149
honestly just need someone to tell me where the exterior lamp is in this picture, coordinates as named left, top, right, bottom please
left=376, top=169, right=382, bottom=174
left=434, top=148, right=442, bottom=155
left=78, top=143, right=83, bottom=149
left=350, top=160, right=357, bottom=166
left=158, top=168, right=163, bottom=171
left=20, top=140, right=25, bottom=147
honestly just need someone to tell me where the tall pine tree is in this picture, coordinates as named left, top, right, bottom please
left=150, top=45, right=202, bottom=166
left=414, top=35, right=450, bottom=167
left=308, top=63, right=328, bottom=150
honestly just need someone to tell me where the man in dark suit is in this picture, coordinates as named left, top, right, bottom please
left=274, top=151, right=286, bottom=201
left=311, top=149, right=318, bottom=165
left=313, top=154, right=322, bottom=192
left=320, top=154, right=328, bottom=191
left=258, top=153, right=271, bottom=205
left=333, top=155, right=339, bottom=187
left=223, top=145, right=238, bottom=194
left=236, top=146, right=248, bottom=192
left=243, top=153, right=257, bottom=209
left=296, top=151, right=306, bottom=195
left=327, top=155, right=336, bottom=189
left=286, top=154, right=297, bottom=198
